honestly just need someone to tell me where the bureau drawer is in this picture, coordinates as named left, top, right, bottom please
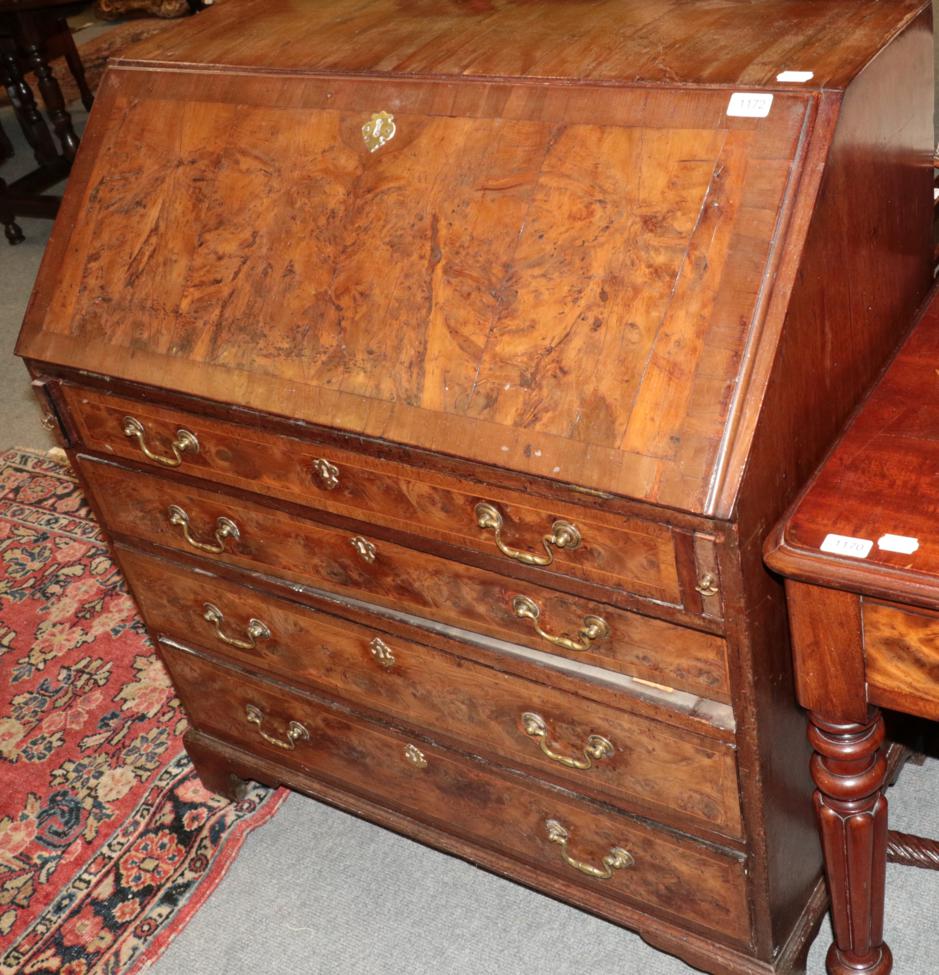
left=62, top=384, right=685, bottom=606
left=119, top=547, right=741, bottom=837
left=161, top=643, right=750, bottom=945
left=79, top=457, right=729, bottom=700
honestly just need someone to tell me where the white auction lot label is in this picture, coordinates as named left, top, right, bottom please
left=726, top=92, right=774, bottom=118
left=877, top=534, right=919, bottom=555
left=819, top=534, right=873, bottom=559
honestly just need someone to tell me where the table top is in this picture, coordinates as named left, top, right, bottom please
left=765, top=282, right=939, bottom=608
left=114, top=0, right=927, bottom=92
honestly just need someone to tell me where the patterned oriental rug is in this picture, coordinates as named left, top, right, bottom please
left=0, top=449, right=285, bottom=974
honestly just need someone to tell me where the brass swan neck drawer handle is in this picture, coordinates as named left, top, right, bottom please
left=245, top=704, right=310, bottom=750
left=512, top=595, right=609, bottom=652
left=122, top=415, right=199, bottom=467
left=202, top=602, right=271, bottom=651
left=521, top=712, right=613, bottom=770
left=312, top=458, right=340, bottom=490
left=475, top=502, right=580, bottom=567
left=544, top=819, right=633, bottom=880
left=167, top=505, right=240, bottom=554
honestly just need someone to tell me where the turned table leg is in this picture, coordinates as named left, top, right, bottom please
left=0, top=176, right=25, bottom=245
left=20, top=14, right=80, bottom=160
left=0, top=118, right=13, bottom=160
left=62, top=21, right=94, bottom=112
left=808, top=709, right=892, bottom=975
left=0, top=38, right=58, bottom=168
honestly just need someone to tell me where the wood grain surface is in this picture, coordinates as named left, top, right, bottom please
left=864, top=600, right=939, bottom=721
left=120, top=547, right=743, bottom=837
left=62, top=383, right=685, bottom=604
left=17, top=0, right=936, bottom=969
left=80, top=456, right=732, bottom=698
left=161, top=640, right=752, bottom=945
left=183, top=727, right=826, bottom=975
left=112, top=0, right=925, bottom=92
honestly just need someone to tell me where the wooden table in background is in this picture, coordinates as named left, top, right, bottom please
left=0, top=0, right=91, bottom=243
left=766, top=285, right=939, bottom=975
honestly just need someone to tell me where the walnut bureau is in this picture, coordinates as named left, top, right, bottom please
left=14, top=1, right=936, bottom=972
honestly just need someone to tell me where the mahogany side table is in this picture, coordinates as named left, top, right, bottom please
left=765, top=285, right=939, bottom=975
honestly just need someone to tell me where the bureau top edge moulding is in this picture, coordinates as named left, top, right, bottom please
left=15, top=1, right=936, bottom=973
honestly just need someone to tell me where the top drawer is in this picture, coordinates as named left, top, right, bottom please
left=61, top=385, right=691, bottom=608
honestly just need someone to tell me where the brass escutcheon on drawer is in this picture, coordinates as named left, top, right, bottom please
left=403, top=743, right=427, bottom=769
left=512, top=594, right=609, bottom=652
left=122, top=415, right=199, bottom=468
left=350, top=536, right=377, bottom=563
left=475, top=501, right=580, bottom=567
left=695, top=572, right=719, bottom=597
left=521, top=712, right=613, bottom=770
left=544, top=819, right=633, bottom=880
left=202, top=602, right=271, bottom=651
left=311, top=458, right=340, bottom=490
left=369, top=637, right=396, bottom=668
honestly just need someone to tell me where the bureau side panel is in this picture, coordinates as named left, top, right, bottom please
left=731, top=7, right=935, bottom=957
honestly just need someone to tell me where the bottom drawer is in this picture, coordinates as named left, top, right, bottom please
left=161, top=642, right=751, bottom=945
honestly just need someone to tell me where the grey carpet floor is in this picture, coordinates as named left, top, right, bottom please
left=3, top=80, right=939, bottom=975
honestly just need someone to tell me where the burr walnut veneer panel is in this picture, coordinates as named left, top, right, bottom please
left=23, top=68, right=811, bottom=512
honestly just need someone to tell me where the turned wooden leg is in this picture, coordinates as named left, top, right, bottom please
left=62, top=24, right=94, bottom=112
left=0, top=177, right=25, bottom=246
left=0, top=40, right=58, bottom=168
left=21, top=17, right=79, bottom=160
left=808, top=710, right=892, bottom=975
left=0, top=118, right=13, bottom=160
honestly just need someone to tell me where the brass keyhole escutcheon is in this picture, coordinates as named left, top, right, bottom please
left=351, top=536, right=377, bottom=563
left=404, top=744, right=427, bottom=769
left=312, top=458, right=340, bottom=490
left=369, top=637, right=396, bottom=669
left=362, top=111, right=396, bottom=153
